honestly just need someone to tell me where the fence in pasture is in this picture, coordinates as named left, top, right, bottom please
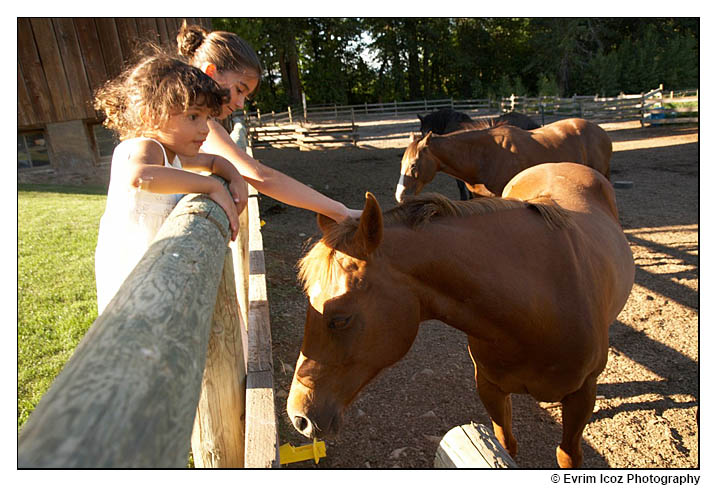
left=242, top=85, right=697, bottom=148
left=18, top=148, right=278, bottom=468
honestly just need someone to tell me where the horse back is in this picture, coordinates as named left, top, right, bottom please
left=502, top=162, right=634, bottom=325
left=535, top=118, right=613, bottom=178
left=503, top=162, right=619, bottom=221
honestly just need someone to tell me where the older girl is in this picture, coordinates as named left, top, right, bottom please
left=177, top=22, right=362, bottom=223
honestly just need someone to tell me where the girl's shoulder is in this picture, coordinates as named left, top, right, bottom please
left=113, top=137, right=169, bottom=166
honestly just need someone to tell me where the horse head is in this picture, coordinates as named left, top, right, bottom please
left=287, top=193, right=422, bottom=439
left=395, top=132, right=441, bottom=203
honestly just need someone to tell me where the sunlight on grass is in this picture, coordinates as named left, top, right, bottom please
left=17, top=184, right=106, bottom=429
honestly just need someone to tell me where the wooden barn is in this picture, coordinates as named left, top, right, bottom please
left=17, top=17, right=213, bottom=185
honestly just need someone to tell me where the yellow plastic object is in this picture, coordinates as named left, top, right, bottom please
left=279, top=438, right=327, bottom=465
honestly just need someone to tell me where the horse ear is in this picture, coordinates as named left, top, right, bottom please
left=354, top=192, right=383, bottom=256
left=317, top=213, right=337, bottom=235
left=419, top=131, right=433, bottom=147
left=417, top=114, right=424, bottom=123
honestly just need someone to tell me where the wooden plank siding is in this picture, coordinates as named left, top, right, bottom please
left=52, top=18, right=95, bottom=119
left=17, top=61, right=37, bottom=127
left=94, top=18, right=125, bottom=80
left=17, top=17, right=212, bottom=129
left=17, top=18, right=58, bottom=124
left=29, top=18, right=78, bottom=120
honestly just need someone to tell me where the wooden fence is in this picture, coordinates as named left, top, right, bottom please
left=244, top=86, right=698, bottom=128
left=17, top=168, right=278, bottom=468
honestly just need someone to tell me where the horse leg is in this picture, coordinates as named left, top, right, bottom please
left=556, top=375, right=598, bottom=468
left=467, top=343, right=518, bottom=458
left=456, top=179, right=470, bottom=200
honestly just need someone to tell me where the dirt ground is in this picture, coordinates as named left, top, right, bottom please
left=251, top=115, right=698, bottom=469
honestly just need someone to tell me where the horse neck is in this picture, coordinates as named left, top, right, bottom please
left=381, top=222, right=498, bottom=336
left=428, top=134, right=487, bottom=183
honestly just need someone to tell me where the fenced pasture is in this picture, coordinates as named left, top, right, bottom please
left=253, top=117, right=698, bottom=468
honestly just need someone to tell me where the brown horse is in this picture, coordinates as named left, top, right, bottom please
left=395, top=117, right=613, bottom=202
left=287, top=163, right=634, bottom=468
left=417, top=109, right=541, bottom=201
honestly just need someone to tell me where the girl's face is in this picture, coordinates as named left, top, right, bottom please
left=153, top=106, right=213, bottom=158
left=212, top=70, right=259, bottom=118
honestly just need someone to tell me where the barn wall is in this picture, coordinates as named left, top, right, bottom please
left=18, top=17, right=213, bottom=184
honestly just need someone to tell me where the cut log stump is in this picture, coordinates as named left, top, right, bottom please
left=434, top=422, right=518, bottom=468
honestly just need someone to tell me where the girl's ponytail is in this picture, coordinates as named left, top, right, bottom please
left=176, top=20, right=208, bottom=61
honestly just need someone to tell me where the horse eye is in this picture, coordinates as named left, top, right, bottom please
left=328, top=315, right=352, bottom=330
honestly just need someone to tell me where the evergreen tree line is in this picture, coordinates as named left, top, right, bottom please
left=212, top=18, right=698, bottom=113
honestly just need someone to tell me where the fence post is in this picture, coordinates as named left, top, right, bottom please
left=640, top=92, right=645, bottom=128
left=288, top=106, right=292, bottom=124
left=302, top=92, right=307, bottom=122
left=424, top=99, right=427, bottom=111
left=394, top=100, right=398, bottom=116
left=191, top=247, right=248, bottom=468
left=365, top=101, right=368, bottom=115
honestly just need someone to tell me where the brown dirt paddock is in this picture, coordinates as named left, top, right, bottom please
left=252, top=117, right=698, bottom=469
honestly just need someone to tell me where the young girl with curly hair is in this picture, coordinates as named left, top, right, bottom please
left=93, top=51, right=246, bottom=313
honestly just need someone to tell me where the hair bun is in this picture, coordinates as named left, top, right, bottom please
left=177, top=21, right=208, bottom=59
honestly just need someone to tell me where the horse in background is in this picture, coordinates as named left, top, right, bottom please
left=397, top=117, right=612, bottom=202
left=287, top=162, right=635, bottom=468
left=417, top=108, right=541, bottom=199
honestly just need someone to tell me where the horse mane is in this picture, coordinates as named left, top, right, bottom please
left=383, top=192, right=571, bottom=230
left=298, top=193, right=572, bottom=295
left=458, top=118, right=508, bottom=131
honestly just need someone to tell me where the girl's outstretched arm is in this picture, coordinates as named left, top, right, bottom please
left=202, top=119, right=363, bottom=222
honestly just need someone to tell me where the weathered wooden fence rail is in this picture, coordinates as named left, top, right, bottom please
left=18, top=168, right=278, bottom=468
left=243, top=86, right=698, bottom=128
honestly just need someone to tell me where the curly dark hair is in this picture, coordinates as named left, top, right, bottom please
left=93, top=49, right=230, bottom=140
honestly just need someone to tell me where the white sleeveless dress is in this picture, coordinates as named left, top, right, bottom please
left=95, top=138, right=183, bottom=314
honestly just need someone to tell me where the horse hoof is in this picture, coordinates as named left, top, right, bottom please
left=556, top=445, right=582, bottom=468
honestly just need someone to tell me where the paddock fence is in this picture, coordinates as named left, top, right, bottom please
left=18, top=146, right=278, bottom=468
left=241, top=85, right=698, bottom=148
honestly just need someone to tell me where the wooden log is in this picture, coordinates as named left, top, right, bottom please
left=17, top=187, right=231, bottom=468
left=191, top=249, right=247, bottom=468
left=434, top=422, right=517, bottom=468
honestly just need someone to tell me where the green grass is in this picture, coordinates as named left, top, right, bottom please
left=17, top=183, right=107, bottom=430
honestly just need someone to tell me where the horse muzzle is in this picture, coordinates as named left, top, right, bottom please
left=395, top=175, right=420, bottom=203
left=287, top=376, right=343, bottom=439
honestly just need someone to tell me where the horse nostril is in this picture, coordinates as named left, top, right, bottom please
left=292, top=415, right=309, bottom=434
